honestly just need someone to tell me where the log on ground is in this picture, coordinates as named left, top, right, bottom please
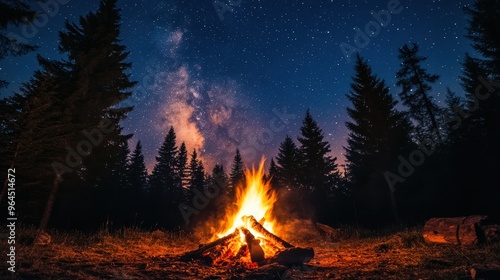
left=423, top=215, right=487, bottom=246
left=269, top=247, right=315, bottom=265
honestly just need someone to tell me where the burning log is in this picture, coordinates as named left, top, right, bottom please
left=180, top=229, right=240, bottom=264
left=240, top=227, right=265, bottom=263
left=243, top=215, right=294, bottom=249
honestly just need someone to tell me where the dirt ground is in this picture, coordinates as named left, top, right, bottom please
left=3, top=227, right=499, bottom=279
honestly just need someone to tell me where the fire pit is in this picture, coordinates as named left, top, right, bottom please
left=180, top=160, right=314, bottom=267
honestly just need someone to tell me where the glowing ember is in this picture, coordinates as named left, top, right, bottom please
left=181, top=158, right=314, bottom=266
left=218, top=158, right=277, bottom=239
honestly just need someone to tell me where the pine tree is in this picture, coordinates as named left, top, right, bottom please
left=177, top=142, right=189, bottom=193
left=150, top=127, right=179, bottom=197
left=274, top=135, right=301, bottom=190
left=396, top=43, right=442, bottom=142
left=188, top=149, right=205, bottom=192
left=35, top=0, right=137, bottom=232
left=211, top=164, right=228, bottom=191
left=229, top=149, right=245, bottom=191
left=297, top=110, right=339, bottom=192
left=268, top=158, right=278, bottom=187
left=148, top=126, right=183, bottom=228
left=127, top=141, right=148, bottom=224
left=0, top=0, right=37, bottom=87
left=464, top=0, right=500, bottom=80
left=455, top=0, right=500, bottom=217
left=129, top=141, right=148, bottom=191
left=8, top=58, right=76, bottom=231
left=297, top=110, right=339, bottom=223
left=345, top=54, right=412, bottom=224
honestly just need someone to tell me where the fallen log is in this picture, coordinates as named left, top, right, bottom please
left=180, top=229, right=240, bottom=263
left=423, top=215, right=487, bottom=246
left=242, top=215, right=294, bottom=249
left=269, top=247, right=315, bottom=265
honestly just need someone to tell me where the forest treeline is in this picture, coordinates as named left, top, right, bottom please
left=0, top=0, right=499, bottom=231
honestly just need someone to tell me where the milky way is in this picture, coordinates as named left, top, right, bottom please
left=0, top=0, right=474, bottom=173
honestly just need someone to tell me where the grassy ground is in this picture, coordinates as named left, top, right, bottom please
left=3, top=226, right=499, bottom=279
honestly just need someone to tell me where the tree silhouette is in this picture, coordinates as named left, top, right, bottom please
left=396, top=43, right=442, bottom=142
left=229, top=148, right=245, bottom=195
left=0, top=0, right=37, bottom=88
left=188, top=149, right=205, bottom=192
left=464, top=0, right=500, bottom=80
left=274, top=135, right=301, bottom=191
left=177, top=142, right=189, bottom=197
left=345, top=54, right=412, bottom=224
left=297, top=110, right=340, bottom=223
left=149, top=126, right=182, bottom=228
left=298, top=110, right=339, bottom=192
left=127, top=141, right=148, bottom=225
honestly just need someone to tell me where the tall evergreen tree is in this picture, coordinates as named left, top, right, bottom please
left=150, top=127, right=179, bottom=196
left=297, top=110, right=339, bottom=223
left=127, top=141, right=148, bottom=224
left=40, top=0, right=136, bottom=232
left=345, top=54, right=412, bottom=224
left=188, top=149, right=205, bottom=191
left=229, top=149, right=245, bottom=191
left=274, top=135, right=301, bottom=190
left=129, top=141, right=148, bottom=191
left=268, top=158, right=278, bottom=187
left=298, top=110, right=339, bottom=192
left=177, top=142, right=189, bottom=193
left=211, top=164, right=229, bottom=191
left=454, top=0, right=500, bottom=218
left=149, top=126, right=182, bottom=228
left=464, top=0, right=500, bottom=80
left=0, top=0, right=37, bottom=88
left=396, top=43, right=442, bottom=142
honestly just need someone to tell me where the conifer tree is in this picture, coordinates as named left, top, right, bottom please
left=297, top=110, right=339, bottom=223
left=274, top=136, right=301, bottom=190
left=127, top=141, right=148, bottom=224
left=188, top=149, right=205, bottom=191
left=297, top=110, right=339, bottom=192
left=177, top=142, right=189, bottom=192
left=396, top=43, right=442, bottom=142
left=150, top=127, right=179, bottom=197
left=464, top=0, right=500, bottom=80
left=0, top=0, right=37, bottom=87
left=229, top=149, right=245, bottom=190
left=346, top=54, right=412, bottom=224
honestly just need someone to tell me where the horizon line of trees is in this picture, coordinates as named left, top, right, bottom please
left=0, top=0, right=499, bottom=231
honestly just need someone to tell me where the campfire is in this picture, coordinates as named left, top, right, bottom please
left=180, top=160, right=314, bottom=267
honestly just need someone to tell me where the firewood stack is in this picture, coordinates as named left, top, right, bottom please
left=180, top=215, right=314, bottom=266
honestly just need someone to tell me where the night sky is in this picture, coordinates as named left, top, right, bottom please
left=0, top=0, right=474, bottom=172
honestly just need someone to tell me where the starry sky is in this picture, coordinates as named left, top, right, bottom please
left=0, top=0, right=475, bottom=172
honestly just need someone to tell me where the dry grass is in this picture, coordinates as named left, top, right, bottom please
left=3, top=226, right=499, bottom=279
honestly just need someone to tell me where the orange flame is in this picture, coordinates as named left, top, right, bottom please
left=218, top=158, right=277, bottom=238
